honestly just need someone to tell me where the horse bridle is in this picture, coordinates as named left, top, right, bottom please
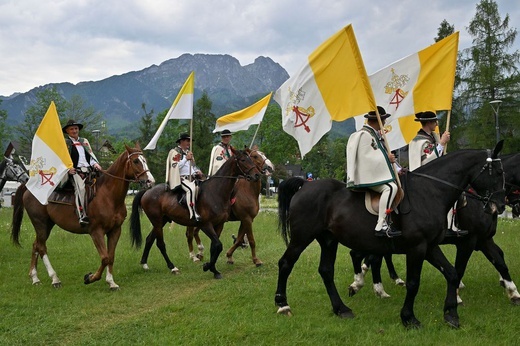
left=409, top=151, right=504, bottom=209
left=3, top=158, right=28, bottom=182
left=101, top=151, right=150, bottom=183
left=250, top=150, right=271, bottom=174
left=209, top=152, right=258, bottom=180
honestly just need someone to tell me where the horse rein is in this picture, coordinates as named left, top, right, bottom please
left=99, top=151, right=150, bottom=183
left=409, top=152, right=504, bottom=208
left=208, top=152, right=258, bottom=180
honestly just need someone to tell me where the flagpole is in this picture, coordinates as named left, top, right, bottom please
left=189, top=120, right=193, bottom=181
left=375, top=110, right=402, bottom=189
left=444, top=110, right=451, bottom=154
left=249, top=122, right=262, bottom=148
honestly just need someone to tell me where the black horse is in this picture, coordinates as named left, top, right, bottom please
left=275, top=143, right=505, bottom=328
left=0, top=156, right=29, bottom=191
left=351, top=152, right=520, bottom=305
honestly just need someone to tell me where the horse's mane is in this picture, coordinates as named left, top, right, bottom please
left=0, top=159, right=6, bottom=173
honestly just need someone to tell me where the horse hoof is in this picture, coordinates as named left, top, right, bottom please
left=142, top=264, right=149, bottom=270
left=202, top=263, right=210, bottom=272
left=32, top=281, right=42, bottom=286
left=395, top=278, right=406, bottom=286
left=348, top=286, right=357, bottom=297
left=110, top=286, right=120, bottom=291
left=227, top=259, right=235, bottom=265
left=171, top=267, right=180, bottom=275
left=511, top=297, right=520, bottom=306
left=192, top=257, right=200, bottom=263
left=214, top=273, right=223, bottom=279
left=196, top=254, right=204, bottom=260
left=444, top=315, right=460, bottom=329
left=403, top=319, right=422, bottom=329
left=52, top=282, right=62, bottom=289
left=337, top=310, right=355, bottom=319
left=84, top=272, right=93, bottom=285
left=277, top=305, right=292, bottom=316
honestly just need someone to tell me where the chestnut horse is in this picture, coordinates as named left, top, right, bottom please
left=11, top=144, right=155, bottom=290
left=185, top=149, right=274, bottom=266
left=276, top=144, right=505, bottom=328
left=129, top=148, right=261, bottom=279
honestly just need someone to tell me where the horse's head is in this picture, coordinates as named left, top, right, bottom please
left=232, top=148, right=262, bottom=181
left=468, top=141, right=506, bottom=215
left=247, top=148, right=275, bottom=176
left=125, top=144, right=155, bottom=188
left=4, top=157, right=29, bottom=184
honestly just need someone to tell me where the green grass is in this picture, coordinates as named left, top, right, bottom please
left=1, top=201, right=519, bottom=345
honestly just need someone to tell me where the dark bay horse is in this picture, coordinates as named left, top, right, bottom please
left=185, top=149, right=274, bottom=266
left=11, top=144, right=155, bottom=289
left=0, top=156, right=29, bottom=190
left=351, top=152, right=520, bottom=305
left=129, top=148, right=261, bottom=279
left=275, top=144, right=505, bottom=328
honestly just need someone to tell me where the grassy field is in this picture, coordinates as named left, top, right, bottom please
left=1, top=197, right=519, bottom=345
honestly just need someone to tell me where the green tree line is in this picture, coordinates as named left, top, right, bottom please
left=1, top=0, right=518, bottom=185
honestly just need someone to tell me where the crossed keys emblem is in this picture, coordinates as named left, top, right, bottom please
left=292, top=105, right=315, bottom=133
left=285, top=87, right=315, bottom=133
left=29, top=157, right=58, bottom=186
left=384, top=68, right=410, bottom=110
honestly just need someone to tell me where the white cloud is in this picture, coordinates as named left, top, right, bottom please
left=0, top=0, right=518, bottom=96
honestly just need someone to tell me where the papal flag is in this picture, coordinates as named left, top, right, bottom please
left=26, top=101, right=73, bottom=205
left=354, top=32, right=459, bottom=150
left=144, top=71, right=194, bottom=150
left=274, top=25, right=376, bottom=158
left=213, top=92, right=272, bottom=133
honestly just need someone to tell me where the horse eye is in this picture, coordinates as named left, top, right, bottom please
left=133, top=159, right=140, bottom=164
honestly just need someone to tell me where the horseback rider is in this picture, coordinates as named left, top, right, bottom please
left=62, top=119, right=102, bottom=226
left=408, top=111, right=467, bottom=237
left=346, top=106, right=401, bottom=238
left=208, top=129, right=234, bottom=176
left=166, top=133, right=203, bottom=221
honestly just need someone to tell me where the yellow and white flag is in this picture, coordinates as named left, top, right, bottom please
left=213, top=92, right=272, bottom=133
left=274, top=25, right=375, bottom=158
left=26, top=101, right=73, bottom=205
left=144, top=71, right=194, bottom=150
left=354, top=32, right=459, bottom=150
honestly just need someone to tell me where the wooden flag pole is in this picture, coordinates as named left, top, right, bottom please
left=250, top=122, right=262, bottom=148
left=444, top=110, right=451, bottom=154
left=189, top=120, right=193, bottom=181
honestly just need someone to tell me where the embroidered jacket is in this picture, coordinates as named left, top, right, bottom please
left=346, top=125, right=396, bottom=188
left=208, top=142, right=234, bottom=176
left=408, top=129, right=443, bottom=171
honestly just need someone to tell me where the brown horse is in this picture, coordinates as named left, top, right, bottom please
left=129, top=148, right=262, bottom=279
left=186, top=149, right=274, bottom=266
left=11, top=144, right=155, bottom=290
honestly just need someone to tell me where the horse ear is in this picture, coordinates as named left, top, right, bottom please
left=493, top=140, right=504, bottom=158
left=125, top=144, right=131, bottom=152
left=135, top=141, right=142, bottom=150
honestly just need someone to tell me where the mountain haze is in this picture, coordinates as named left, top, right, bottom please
left=0, top=54, right=290, bottom=135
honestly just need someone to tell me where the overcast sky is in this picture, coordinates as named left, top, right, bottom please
left=1, top=0, right=518, bottom=97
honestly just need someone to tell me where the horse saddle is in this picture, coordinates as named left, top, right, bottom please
left=351, top=188, right=404, bottom=216
left=48, top=175, right=97, bottom=207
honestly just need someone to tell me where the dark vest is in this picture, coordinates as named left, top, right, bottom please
left=65, top=137, right=93, bottom=168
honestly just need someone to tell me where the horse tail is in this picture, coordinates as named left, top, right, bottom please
left=130, top=189, right=147, bottom=248
left=11, top=183, right=27, bottom=247
left=277, top=177, right=306, bottom=246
